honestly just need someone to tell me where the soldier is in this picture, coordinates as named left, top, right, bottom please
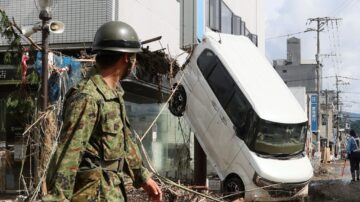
left=43, top=21, right=162, bottom=201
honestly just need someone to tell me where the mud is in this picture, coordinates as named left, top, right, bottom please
left=0, top=160, right=358, bottom=202
left=308, top=160, right=360, bottom=202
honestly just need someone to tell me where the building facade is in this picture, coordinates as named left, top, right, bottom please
left=0, top=0, right=265, bottom=190
left=274, top=37, right=318, bottom=93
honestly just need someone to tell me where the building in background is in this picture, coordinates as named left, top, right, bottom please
left=0, top=0, right=264, bottom=191
left=273, top=37, right=339, bottom=161
left=274, top=37, right=318, bottom=92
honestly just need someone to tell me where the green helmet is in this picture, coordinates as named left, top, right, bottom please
left=92, top=21, right=142, bottom=53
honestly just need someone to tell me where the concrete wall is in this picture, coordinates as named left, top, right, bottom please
left=274, top=64, right=318, bottom=92
left=289, top=86, right=307, bottom=114
left=117, top=0, right=182, bottom=58
left=287, top=37, right=301, bottom=65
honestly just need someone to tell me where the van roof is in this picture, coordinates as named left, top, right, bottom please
left=203, top=31, right=307, bottom=124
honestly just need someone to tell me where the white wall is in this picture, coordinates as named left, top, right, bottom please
left=117, top=0, right=265, bottom=60
left=223, top=0, right=265, bottom=53
left=289, top=87, right=307, bottom=114
left=118, top=0, right=182, bottom=58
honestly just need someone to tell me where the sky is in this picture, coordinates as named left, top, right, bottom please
left=264, top=0, right=360, bottom=113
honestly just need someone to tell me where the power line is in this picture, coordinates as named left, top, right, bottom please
left=283, top=75, right=359, bottom=83
left=342, top=92, right=360, bottom=95
left=265, top=31, right=307, bottom=40
left=330, top=0, right=358, bottom=16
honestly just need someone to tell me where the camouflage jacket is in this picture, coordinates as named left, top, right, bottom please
left=43, top=73, right=151, bottom=201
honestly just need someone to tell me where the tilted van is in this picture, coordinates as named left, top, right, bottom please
left=169, top=30, right=313, bottom=201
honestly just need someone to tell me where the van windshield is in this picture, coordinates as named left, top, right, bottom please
left=253, top=120, right=307, bottom=156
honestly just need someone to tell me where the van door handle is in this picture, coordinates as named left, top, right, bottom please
left=211, top=101, right=218, bottom=111
left=220, top=114, right=227, bottom=125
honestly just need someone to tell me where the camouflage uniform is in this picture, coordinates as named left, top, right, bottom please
left=43, top=73, right=151, bottom=202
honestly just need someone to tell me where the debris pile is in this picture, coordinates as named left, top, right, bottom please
left=137, top=48, right=180, bottom=81
left=126, top=184, right=225, bottom=202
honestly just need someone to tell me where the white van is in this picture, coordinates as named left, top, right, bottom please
left=169, top=30, right=313, bottom=201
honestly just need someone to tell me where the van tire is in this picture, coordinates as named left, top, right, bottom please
left=223, top=175, right=245, bottom=201
left=169, top=84, right=187, bottom=117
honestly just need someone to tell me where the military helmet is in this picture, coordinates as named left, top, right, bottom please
left=92, top=21, right=142, bottom=53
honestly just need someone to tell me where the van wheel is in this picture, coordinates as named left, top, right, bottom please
left=169, top=84, right=186, bottom=117
left=223, top=176, right=245, bottom=200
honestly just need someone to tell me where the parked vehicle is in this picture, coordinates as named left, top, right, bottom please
left=169, top=30, right=313, bottom=201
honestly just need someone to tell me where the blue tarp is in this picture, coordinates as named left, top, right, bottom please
left=35, top=52, right=82, bottom=103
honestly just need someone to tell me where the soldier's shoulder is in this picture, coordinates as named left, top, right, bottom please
left=68, top=78, right=102, bottom=97
left=65, top=80, right=102, bottom=105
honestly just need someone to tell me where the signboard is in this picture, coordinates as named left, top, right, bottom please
left=311, top=95, right=318, bottom=132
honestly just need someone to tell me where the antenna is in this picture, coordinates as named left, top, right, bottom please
left=218, top=31, right=222, bottom=44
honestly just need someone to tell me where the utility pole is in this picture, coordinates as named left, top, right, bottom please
left=335, top=76, right=341, bottom=159
left=38, top=0, right=53, bottom=196
left=307, top=17, right=342, bottom=155
left=40, top=11, right=51, bottom=112
left=336, top=76, right=339, bottom=146
left=325, top=89, right=329, bottom=148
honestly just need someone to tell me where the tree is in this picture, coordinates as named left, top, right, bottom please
left=351, top=120, right=360, bottom=136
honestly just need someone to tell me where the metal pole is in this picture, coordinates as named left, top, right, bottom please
left=307, top=17, right=342, bottom=155
left=325, top=89, right=329, bottom=148
left=316, top=18, right=321, bottom=154
left=41, top=19, right=50, bottom=111
left=38, top=9, right=51, bottom=194
left=336, top=76, right=340, bottom=151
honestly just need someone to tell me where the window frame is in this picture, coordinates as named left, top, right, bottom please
left=220, top=1, right=233, bottom=34
left=209, top=0, right=220, bottom=32
left=232, top=15, right=242, bottom=35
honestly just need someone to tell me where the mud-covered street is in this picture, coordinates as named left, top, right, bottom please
left=308, top=160, right=360, bottom=202
left=0, top=160, right=359, bottom=202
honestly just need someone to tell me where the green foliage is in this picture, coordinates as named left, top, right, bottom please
left=27, top=70, right=40, bottom=84
left=351, top=120, right=360, bottom=136
left=0, top=9, right=23, bottom=67
left=5, top=92, right=35, bottom=131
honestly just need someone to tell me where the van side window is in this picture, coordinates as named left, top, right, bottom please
left=198, top=49, right=234, bottom=106
left=198, top=49, right=251, bottom=140
left=207, top=63, right=234, bottom=107
left=197, top=49, right=218, bottom=79
left=225, top=88, right=251, bottom=139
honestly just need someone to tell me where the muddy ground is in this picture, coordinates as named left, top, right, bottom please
left=126, top=160, right=360, bottom=202
left=308, top=159, right=360, bottom=202
left=0, top=160, right=358, bottom=202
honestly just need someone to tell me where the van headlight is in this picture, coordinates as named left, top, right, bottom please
left=253, top=173, right=277, bottom=188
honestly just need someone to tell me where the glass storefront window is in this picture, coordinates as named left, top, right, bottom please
left=125, top=101, right=194, bottom=181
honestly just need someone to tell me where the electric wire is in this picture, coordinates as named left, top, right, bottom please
left=265, top=31, right=307, bottom=40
